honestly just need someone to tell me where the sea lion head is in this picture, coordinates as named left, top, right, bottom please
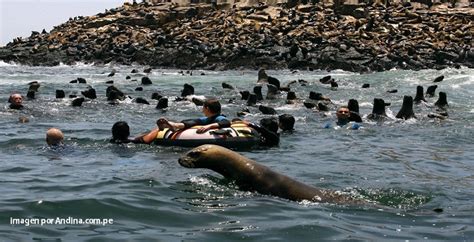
left=178, top=145, right=222, bottom=168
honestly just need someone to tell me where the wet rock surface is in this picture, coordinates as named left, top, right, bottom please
left=0, top=2, right=472, bottom=72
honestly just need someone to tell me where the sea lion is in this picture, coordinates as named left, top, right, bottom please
left=141, top=76, right=152, bottom=85
left=266, top=84, right=279, bottom=100
left=348, top=99, right=360, bottom=114
left=253, top=86, right=263, bottom=101
left=303, top=102, right=316, bottom=109
left=426, top=85, right=437, bottom=97
left=414, top=85, right=427, bottom=103
left=367, top=98, right=388, bottom=120
left=259, top=105, right=277, bottom=115
left=156, top=97, right=168, bottom=109
left=247, top=93, right=257, bottom=106
left=396, top=96, right=416, bottom=120
left=240, top=90, right=250, bottom=100
left=433, top=75, right=444, bottom=83
left=181, top=83, right=194, bottom=97
left=81, top=87, right=97, bottom=99
left=179, top=145, right=364, bottom=204
left=71, top=97, right=85, bottom=107
left=434, top=92, right=448, bottom=109
left=319, top=75, right=332, bottom=84
left=257, top=69, right=281, bottom=90
left=56, top=90, right=65, bottom=99
left=222, top=82, right=235, bottom=90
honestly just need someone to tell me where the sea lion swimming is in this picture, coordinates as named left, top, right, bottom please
left=179, top=145, right=364, bottom=205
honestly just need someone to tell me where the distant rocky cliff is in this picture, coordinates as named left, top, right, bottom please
left=0, top=1, right=472, bottom=72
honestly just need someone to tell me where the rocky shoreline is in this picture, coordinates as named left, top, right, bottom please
left=0, top=1, right=472, bottom=72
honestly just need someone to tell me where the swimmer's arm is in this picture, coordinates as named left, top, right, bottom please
left=133, top=128, right=159, bottom=144
left=197, top=123, right=220, bottom=133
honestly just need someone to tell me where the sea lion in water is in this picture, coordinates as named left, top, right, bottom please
left=367, top=98, right=388, bottom=120
left=396, top=96, right=416, bottom=120
left=413, top=86, right=427, bottom=103
left=178, top=145, right=364, bottom=205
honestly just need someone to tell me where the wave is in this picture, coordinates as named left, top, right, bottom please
left=0, top=60, right=17, bottom=67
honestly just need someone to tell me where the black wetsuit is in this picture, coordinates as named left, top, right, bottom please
left=181, top=114, right=231, bottom=129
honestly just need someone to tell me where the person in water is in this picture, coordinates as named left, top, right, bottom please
left=324, top=106, right=361, bottom=130
left=9, top=93, right=24, bottom=110
left=46, top=128, right=64, bottom=146
left=110, top=121, right=161, bottom=144
left=157, top=99, right=230, bottom=134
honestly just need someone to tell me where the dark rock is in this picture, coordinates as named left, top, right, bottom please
left=131, top=69, right=138, bottom=73
left=362, top=83, right=370, bottom=88
left=106, top=80, right=114, bottom=84
left=126, top=76, right=131, bottom=80
left=135, top=87, right=143, bottom=91
left=77, top=78, right=87, bottom=83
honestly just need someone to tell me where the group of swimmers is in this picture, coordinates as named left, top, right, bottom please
left=9, top=91, right=352, bottom=148
left=109, top=98, right=296, bottom=147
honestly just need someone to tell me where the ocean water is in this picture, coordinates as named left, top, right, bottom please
left=0, top=62, right=473, bottom=241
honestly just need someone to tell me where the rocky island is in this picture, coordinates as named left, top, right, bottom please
left=0, top=0, right=472, bottom=72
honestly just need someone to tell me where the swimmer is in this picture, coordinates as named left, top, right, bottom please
left=157, top=99, right=230, bottom=134
left=46, top=128, right=64, bottom=146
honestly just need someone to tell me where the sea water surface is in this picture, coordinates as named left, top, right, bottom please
left=0, top=62, right=473, bottom=241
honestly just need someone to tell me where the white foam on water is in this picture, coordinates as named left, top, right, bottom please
left=0, top=61, right=17, bottom=67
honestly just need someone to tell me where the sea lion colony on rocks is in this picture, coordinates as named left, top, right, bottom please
left=0, top=1, right=472, bottom=72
